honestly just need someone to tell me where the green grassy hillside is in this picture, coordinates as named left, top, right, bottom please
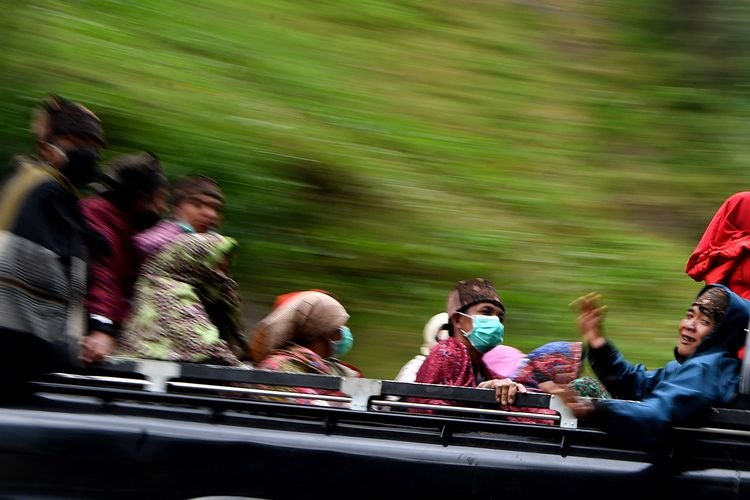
left=2, top=0, right=749, bottom=377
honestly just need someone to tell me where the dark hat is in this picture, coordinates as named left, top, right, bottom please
left=171, top=175, right=224, bottom=206
left=39, top=94, right=105, bottom=146
left=693, top=286, right=729, bottom=324
left=446, top=278, right=504, bottom=318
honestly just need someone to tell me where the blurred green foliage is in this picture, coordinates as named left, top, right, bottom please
left=2, top=0, right=749, bottom=377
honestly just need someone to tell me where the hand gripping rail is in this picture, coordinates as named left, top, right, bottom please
left=40, top=357, right=578, bottom=427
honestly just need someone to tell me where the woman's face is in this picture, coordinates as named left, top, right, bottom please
left=174, top=194, right=223, bottom=233
left=327, top=326, right=343, bottom=343
left=677, top=304, right=715, bottom=358
left=320, top=325, right=344, bottom=358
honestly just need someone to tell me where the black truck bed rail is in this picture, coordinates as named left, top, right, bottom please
left=1, top=357, right=749, bottom=499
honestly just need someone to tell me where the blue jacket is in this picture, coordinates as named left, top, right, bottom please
left=587, top=284, right=750, bottom=445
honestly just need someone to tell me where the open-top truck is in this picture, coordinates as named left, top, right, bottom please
left=1, top=357, right=749, bottom=499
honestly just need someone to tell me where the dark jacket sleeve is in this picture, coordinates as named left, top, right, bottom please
left=587, top=341, right=667, bottom=400
left=12, top=180, right=85, bottom=262
left=589, top=355, right=739, bottom=445
left=79, top=201, right=128, bottom=336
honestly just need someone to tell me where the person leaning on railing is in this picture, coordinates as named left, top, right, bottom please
left=79, top=152, right=168, bottom=365
left=411, top=278, right=521, bottom=409
left=561, top=285, right=750, bottom=445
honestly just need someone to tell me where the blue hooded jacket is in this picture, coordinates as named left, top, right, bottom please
left=587, top=284, right=750, bottom=445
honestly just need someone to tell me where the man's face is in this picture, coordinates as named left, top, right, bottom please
left=677, top=304, right=715, bottom=358
left=40, top=134, right=102, bottom=167
left=453, top=301, right=504, bottom=335
left=174, top=194, right=223, bottom=233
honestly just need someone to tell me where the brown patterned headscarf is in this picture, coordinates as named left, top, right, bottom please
left=693, top=287, right=729, bottom=324
left=446, top=278, right=504, bottom=318
left=249, top=291, right=349, bottom=363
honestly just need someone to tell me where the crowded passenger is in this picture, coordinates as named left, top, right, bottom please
left=557, top=286, right=750, bottom=445
left=248, top=291, right=360, bottom=403
left=394, top=312, right=449, bottom=382
left=116, top=232, right=246, bottom=366
left=397, top=311, right=595, bottom=397
left=413, top=278, right=514, bottom=406
left=134, top=175, right=224, bottom=262
left=0, top=95, right=104, bottom=398
left=79, top=152, right=168, bottom=365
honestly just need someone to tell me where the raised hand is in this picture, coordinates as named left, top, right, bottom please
left=570, top=292, right=607, bottom=349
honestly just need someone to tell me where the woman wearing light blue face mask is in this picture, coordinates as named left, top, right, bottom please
left=248, top=291, right=363, bottom=405
left=413, top=279, right=524, bottom=410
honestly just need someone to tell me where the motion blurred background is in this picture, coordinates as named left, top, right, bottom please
left=1, top=0, right=748, bottom=378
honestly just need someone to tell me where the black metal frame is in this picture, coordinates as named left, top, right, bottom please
left=2, top=358, right=750, bottom=499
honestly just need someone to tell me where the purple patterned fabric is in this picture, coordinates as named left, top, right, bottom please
left=511, top=341, right=583, bottom=388
left=133, top=219, right=187, bottom=261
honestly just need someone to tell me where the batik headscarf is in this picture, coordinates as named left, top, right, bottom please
left=446, top=278, right=505, bottom=319
left=512, top=341, right=583, bottom=388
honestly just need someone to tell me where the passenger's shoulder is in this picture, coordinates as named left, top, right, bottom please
left=673, top=353, right=740, bottom=379
left=427, top=339, right=454, bottom=357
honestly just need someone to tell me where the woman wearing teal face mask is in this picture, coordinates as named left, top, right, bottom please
left=413, top=279, right=522, bottom=410
left=248, top=291, right=362, bottom=405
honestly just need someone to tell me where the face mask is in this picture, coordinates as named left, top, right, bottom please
left=45, top=142, right=101, bottom=188
left=458, top=313, right=504, bottom=353
left=330, top=326, right=354, bottom=358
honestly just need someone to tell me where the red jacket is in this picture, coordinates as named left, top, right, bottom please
left=80, top=196, right=139, bottom=336
left=687, top=192, right=750, bottom=299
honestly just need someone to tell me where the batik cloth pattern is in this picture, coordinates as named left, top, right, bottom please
left=256, top=344, right=358, bottom=407
left=117, top=233, right=245, bottom=365
left=133, top=219, right=193, bottom=262
left=512, top=341, right=583, bottom=388
left=79, top=195, right=139, bottom=335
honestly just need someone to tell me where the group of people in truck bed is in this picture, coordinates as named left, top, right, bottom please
left=1, top=95, right=749, bottom=445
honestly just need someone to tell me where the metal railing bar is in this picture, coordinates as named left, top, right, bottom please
left=674, top=426, right=750, bottom=438
left=380, top=380, right=551, bottom=408
left=178, top=365, right=343, bottom=390
left=371, top=399, right=561, bottom=422
left=168, top=381, right=350, bottom=403
left=48, top=373, right=149, bottom=386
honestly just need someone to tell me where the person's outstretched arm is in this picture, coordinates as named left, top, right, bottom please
left=574, top=293, right=666, bottom=399
left=579, top=355, right=738, bottom=445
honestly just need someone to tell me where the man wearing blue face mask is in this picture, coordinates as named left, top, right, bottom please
left=414, top=278, right=523, bottom=409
